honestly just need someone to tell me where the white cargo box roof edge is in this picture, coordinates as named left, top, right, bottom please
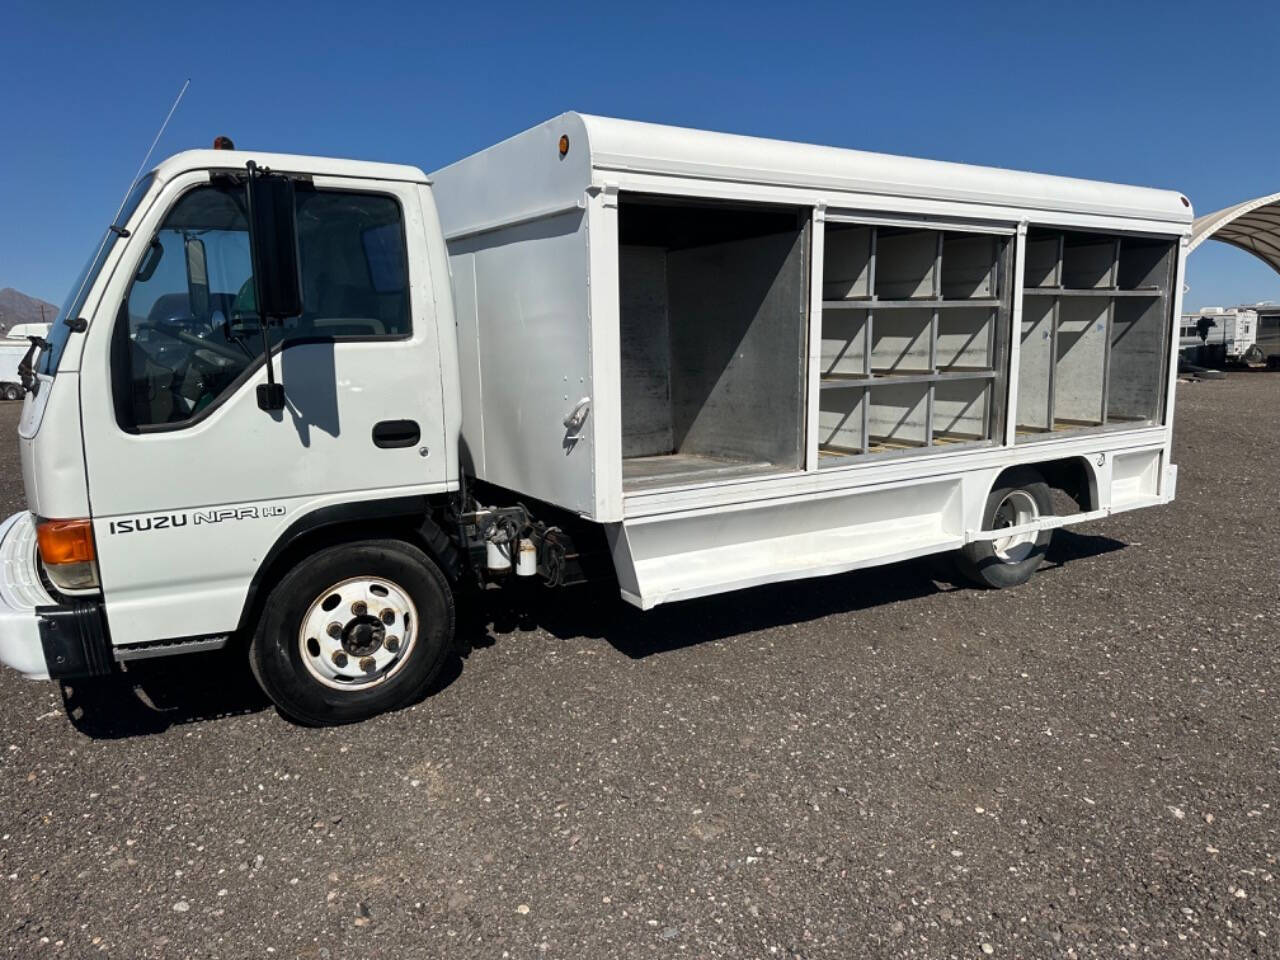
left=150, top=150, right=431, bottom=186
left=430, top=112, right=1193, bottom=232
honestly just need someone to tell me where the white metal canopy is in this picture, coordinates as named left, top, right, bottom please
left=1189, top=192, right=1280, bottom=272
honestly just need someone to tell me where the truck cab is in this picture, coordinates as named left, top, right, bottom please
left=0, top=150, right=466, bottom=723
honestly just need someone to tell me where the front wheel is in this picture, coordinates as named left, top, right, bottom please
left=249, top=540, right=455, bottom=725
left=3, top=385, right=20, bottom=401
left=956, top=468, right=1053, bottom=589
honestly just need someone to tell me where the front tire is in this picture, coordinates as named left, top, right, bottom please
left=3, top=385, right=20, bottom=401
left=956, top=468, right=1053, bottom=589
left=249, top=540, right=455, bottom=725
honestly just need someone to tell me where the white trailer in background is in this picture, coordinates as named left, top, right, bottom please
left=0, top=324, right=52, bottom=401
left=5, top=322, right=51, bottom=343
left=0, top=114, right=1190, bottom=724
left=0, top=344, right=28, bottom=401
left=1179, top=306, right=1258, bottom=362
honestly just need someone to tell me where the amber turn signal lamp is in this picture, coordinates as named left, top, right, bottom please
left=36, top=518, right=96, bottom=566
left=558, top=135, right=569, bottom=157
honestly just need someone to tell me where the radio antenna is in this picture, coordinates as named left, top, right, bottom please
left=49, top=79, right=190, bottom=345
left=111, top=78, right=190, bottom=225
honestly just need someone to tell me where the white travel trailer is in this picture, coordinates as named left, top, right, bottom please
left=0, top=114, right=1189, bottom=724
left=1178, top=306, right=1258, bottom=361
left=0, top=323, right=49, bottom=402
left=5, top=322, right=52, bottom=343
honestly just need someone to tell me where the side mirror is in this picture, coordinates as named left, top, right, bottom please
left=246, top=168, right=302, bottom=322
left=184, top=237, right=210, bottom=322
left=244, top=162, right=301, bottom=412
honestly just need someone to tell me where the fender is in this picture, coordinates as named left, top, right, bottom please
left=233, top=495, right=461, bottom=636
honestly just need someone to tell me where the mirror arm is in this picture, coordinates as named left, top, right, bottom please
left=245, top=160, right=285, bottom=411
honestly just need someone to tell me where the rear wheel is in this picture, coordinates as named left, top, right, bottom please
left=3, top=385, right=20, bottom=401
left=249, top=540, right=454, bottom=725
left=956, top=468, right=1053, bottom=589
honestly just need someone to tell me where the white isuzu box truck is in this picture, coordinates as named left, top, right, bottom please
left=0, top=114, right=1190, bottom=724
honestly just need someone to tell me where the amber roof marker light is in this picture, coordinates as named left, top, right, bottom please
left=558, top=135, right=570, bottom=158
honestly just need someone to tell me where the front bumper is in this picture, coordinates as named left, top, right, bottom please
left=0, top=512, right=55, bottom=678
left=0, top=512, right=115, bottom=680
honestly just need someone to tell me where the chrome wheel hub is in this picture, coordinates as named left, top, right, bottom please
left=298, top=577, right=417, bottom=691
left=990, top=491, right=1040, bottom=563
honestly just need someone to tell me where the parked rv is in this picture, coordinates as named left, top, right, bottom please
left=0, top=323, right=48, bottom=401
left=0, top=323, right=53, bottom=401
left=1179, top=306, right=1261, bottom=366
left=0, top=115, right=1190, bottom=724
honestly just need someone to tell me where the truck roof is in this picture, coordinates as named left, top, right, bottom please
left=434, top=112, right=1192, bottom=229
left=151, top=149, right=429, bottom=186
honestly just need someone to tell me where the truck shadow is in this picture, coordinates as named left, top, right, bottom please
left=62, top=529, right=1123, bottom=737
left=466, top=528, right=1126, bottom=660
left=60, top=647, right=465, bottom=740
left=59, top=649, right=271, bottom=739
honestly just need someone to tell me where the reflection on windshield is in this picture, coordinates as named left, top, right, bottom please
left=38, top=175, right=156, bottom=376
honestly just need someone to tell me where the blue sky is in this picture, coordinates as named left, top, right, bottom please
left=2, top=0, right=1276, bottom=312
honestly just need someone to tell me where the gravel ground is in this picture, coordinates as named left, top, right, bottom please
left=0, top=374, right=1277, bottom=959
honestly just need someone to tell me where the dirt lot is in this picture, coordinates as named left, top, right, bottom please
left=0, top=374, right=1276, bottom=959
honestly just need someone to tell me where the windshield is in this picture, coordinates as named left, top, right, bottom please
left=38, top=175, right=156, bottom=376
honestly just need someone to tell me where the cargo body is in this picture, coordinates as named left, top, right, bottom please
left=432, top=114, right=1189, bottom=609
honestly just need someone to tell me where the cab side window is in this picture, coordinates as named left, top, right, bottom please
left=115, top=183, right=410, bottom=430
left=296, top=192, right=410, bottom=338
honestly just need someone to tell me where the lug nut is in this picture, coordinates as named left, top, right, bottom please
left=359, top=656, right=377, bottom=673
left=331, top=651, right=348, bottom=668
left=380, top=608, right=395, bottom=626
left=352, top=601, right=367, bottom=616
left=384, top=636, right=400, bottom=653
left=327, top=622, right=343, bottom=638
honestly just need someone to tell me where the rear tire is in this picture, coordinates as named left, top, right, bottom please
left=956, top=468, right=1053, bottom=589
left=3, top=385, right=20, bottom=401
left=249, top=539, right=454, bottom=725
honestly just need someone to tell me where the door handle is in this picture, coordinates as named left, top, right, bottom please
left=562, top=397, right=590, bottom=438
left=372, top=419, right=421, bottom=449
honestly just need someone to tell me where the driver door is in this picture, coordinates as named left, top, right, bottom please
left=78, top=169, right=451, bottom=648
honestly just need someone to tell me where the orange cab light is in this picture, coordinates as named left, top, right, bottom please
left=36, top=518, right=96, bottom=566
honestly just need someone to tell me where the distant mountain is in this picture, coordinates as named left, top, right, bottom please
left=0, top=288, right=58, bottom=337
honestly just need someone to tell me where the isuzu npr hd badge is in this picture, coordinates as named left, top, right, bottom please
left=108, top=504, right=286, bottom=535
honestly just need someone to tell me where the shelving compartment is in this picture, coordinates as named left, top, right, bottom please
left=819, top=306, right=869, bottom=380
left=1054, top=297, right=1109, bottom=426
left=1109, top=238, right=1176, bottom=423
left=871, top=308, right=932, bottom=374
left=817, top=384, right=866, bottom=457
left=933, top=377, right=991, bottom=445
left=1015, top=228, right=1176, bottom=440
left=941, top=234, right=998, bottom=299
left=1061, top=235, right=1118, bottom=290
left=868, top=381, right=929, bottom=452
left=1016, top=296, right=1054, bottom=433
left=618, top=196, right=809, bottom=490
left=817, top=222, right=1010, bottom=462
left=822, top=225, right=873, bottom=301
left=935, top=306, right=996, bottom=372
left=874, top=229, right=937, bottom=300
